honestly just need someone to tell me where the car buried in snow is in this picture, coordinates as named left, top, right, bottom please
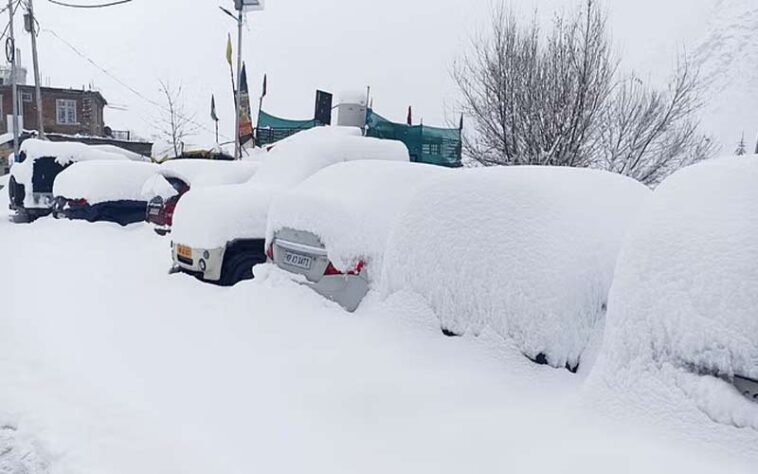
left=169, top=126, right=409, bottom=286
left=8, top=139, right=129, bottom=223
left=52, top=160, right=159, bottom=226
left=266, top=160, right=448, bottom=311
left=142, top=159, right=259, bottom=235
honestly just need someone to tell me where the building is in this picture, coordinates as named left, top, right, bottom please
left=0, top=84, right=108, bottom=137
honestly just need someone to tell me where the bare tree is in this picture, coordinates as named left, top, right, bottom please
left=597, top=62, right=715, bottom=185
left=455, top=0, right=714, bottom=185
left=157, top=81, right=198, bottom=158
left=454, top=1, right=614, bottom=168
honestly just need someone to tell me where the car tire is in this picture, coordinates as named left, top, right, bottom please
left=219, top=250, right=266, bottom=286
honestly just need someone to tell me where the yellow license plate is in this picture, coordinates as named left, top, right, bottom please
left=177, top=244, right=192, bottom=259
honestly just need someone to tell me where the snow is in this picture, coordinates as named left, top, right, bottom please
left=9, top=139, right=129, bottom=207
left=140, top=160, right=260, bottom=201
left=89, top=144, right=152, bottom=162
left=171, top=127, right=409, bottom=249
left=1, top=179, right=757, bottom=473
left=267, top=160, right=448, bottom=275
left=585, top=156, right=758, bottom=433
left=53, top=161, right=159, bottom=204
left=381, top=166, right=651, bottom=371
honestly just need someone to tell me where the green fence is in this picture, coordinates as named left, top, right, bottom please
left=256, top=110, right=324, bottom=147
left=365, top=110, right=462, bottom=168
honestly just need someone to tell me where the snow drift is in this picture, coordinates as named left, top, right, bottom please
left=381, top=166, right=651, bottom=370
left=266, top=161, right=449, bottom=276
left=172, top=127, right=409, bottom=249
left=54, top=161, right=159, bottom=204
left=587, top=156, right=758, bottom=430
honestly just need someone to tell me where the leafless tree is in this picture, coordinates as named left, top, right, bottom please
left=157, top=81, right=198, bottom=158
left=597, top=62, right=715, bottom=185
left=454, top=1, right=614, bottom=168
left=455, top=0, right=714, bottom=185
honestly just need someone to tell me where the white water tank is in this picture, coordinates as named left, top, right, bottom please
left=337, top=90, right=368, bottom=128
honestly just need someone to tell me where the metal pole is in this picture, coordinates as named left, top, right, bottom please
left=7, top=0, right=19, bottom=160
left=234, top=9, right=243, bottom=160
left=28, top=0, right=44, bottom=138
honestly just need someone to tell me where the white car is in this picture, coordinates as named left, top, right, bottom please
left=169, top=127, right=409, bottom=286
left=266, top=160, right=449, bottom=311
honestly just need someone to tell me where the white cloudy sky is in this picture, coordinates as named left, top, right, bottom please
left=13, top=0, right=721, bottom=148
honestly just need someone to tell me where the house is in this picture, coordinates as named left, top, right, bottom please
left=0, top=80, right=153, bottom=163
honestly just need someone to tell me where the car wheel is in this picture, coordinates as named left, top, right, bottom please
left=219, top=251, right=266, bottom=286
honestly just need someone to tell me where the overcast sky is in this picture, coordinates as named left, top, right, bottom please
left=13, top=0, right=721, bottom=149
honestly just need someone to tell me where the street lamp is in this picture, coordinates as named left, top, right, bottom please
left=223, top=0, right=264, bottom=160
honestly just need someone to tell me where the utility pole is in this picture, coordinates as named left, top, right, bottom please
left=7, top=0, right=19, bottom=160
left=234, top=7, right=243, bottom=160
left=27, top=0, right=44, bottom=138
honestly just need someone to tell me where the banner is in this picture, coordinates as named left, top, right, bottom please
left=239, top=63, right=254, bottom=146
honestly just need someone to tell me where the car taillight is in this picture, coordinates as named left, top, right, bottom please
left=72, top=198, right=88, bottom=207
left=164, top=201, right=177, bottom=224
left=324, top=260, right=366, bottom=276
left=265, top=243, right=274, bottom=260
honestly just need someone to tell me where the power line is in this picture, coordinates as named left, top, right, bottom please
left=47, top=0, right=132, bottom=8
left=41, top=27, right=232, bottom=141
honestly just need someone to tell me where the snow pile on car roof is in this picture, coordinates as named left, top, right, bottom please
left=267, top=161, right=448, bottom=276
left=381, top=166, right=650, bottom=371
left=586, top=157, right=758, bottom=430
left=21, top=139, right=128, bottom=165
left=171, top=127, right=410, bottom=249
left=54, top=161, right=159, bottom=204
left=159, top=160, right=259, bottom=188
left=249, top=126, right=409, bottom=189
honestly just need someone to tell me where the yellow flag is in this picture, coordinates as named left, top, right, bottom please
left=226, top=34, right=233, bottom=67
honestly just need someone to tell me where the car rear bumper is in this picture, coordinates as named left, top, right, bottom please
left=304, top=273, right=369, bottom=312
left=171, top=242, right=226, bottom=282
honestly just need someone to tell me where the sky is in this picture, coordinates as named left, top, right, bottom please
left=5, top=0, right=732, bottom=150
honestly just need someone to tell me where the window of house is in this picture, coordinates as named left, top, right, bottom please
left=56, top=99, right=77, bottom=125
left=21, top=92, right=32, bottom=102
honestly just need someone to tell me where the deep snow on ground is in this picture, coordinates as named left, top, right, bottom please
left=1, top=193, right=756, bottom=473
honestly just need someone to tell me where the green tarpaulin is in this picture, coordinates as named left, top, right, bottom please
left=256, top=110, right=324, bottom=147
left=365, top=109, right=462, bottom=168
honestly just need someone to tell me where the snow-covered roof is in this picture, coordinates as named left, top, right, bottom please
left=54, top=160, right=159, bottom=204
left=381, top=166, right=651, bottom=371
left=588, top=156, right=758, bottom=430
left=267, top=160, right=449, bottom=276
left=159, top=160, right=259, bottom=188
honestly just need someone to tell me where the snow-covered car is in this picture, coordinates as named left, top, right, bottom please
left=52, top=160, right=159, bottom=226
left=169, top=126, right=409, bottom=286
left=587, top=156, right=758, bottom=429
left=266, top=160, right=449, bottom=311
left=142, top=159, right=259, bottom=235
left=8, top=139, right=128, bottom=222
left=381, top=166, right=651, bottom=372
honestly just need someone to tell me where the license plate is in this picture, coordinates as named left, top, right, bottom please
left=177, top=244, right=192, bottom=259
left=284, top=251, right=312, bottom=270
left=149, top=207, right=161, bottom=216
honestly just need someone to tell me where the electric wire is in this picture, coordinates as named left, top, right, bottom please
left=47, top=0, right=132, bottom=9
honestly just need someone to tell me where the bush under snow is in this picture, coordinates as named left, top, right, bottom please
left=381, top=166, right=650, bottom=370
left=54, top=161, right=159, bottom=204
left=171, top=127, right=409, bottom=249
left=266, top=161, right=449, bottom=276
left=587, top=156, right=758, bottom=429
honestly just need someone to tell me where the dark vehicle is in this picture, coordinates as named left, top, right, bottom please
left=52, top=160, right=158, bottom=226
left=146, top=177, right=190, bottom=235
left=8, top=139, right=127, bottom=223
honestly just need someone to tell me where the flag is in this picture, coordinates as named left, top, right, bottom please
left=261, top=73, right=267, bottom=98
left=459, top=114, right=464, bottom=130
left=238, top=63, right=254, bottom=147
left=407, top=106, right=412, bottom=126
left=226, top=34, right=233, bottom=67
left=210, top=95, right=219, bottom=122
